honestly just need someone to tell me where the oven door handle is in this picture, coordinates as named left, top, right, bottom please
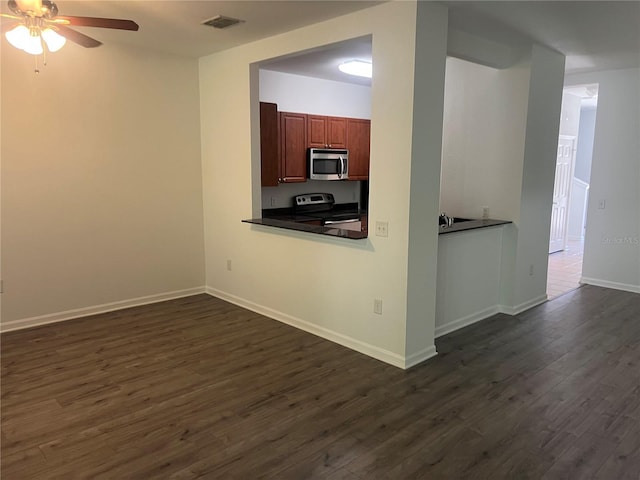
left=324, top=218, right=360, bottom=225
left=338, top=156, right=344, bottom=179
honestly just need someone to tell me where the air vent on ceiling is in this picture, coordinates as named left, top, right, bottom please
left=202, top=15, right=244, bottom=29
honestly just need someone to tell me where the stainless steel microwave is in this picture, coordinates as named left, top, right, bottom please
left=308, top=148, right=349, bottom=181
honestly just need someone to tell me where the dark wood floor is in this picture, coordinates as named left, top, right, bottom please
left=2, top=285, right=639, bottom=479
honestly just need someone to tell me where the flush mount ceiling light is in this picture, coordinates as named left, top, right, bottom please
left=338, top=59, right=372, bottom=79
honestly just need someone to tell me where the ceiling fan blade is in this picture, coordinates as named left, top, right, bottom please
left=0, top=13, right=22, bottom=20
left=55, top=16, right=139, bottom=31
left=54, top=24, right=102, bottom=48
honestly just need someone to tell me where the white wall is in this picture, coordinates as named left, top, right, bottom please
left=259, top=69, right=371, bottom=209
left=199, top=1, right=448, bottom=368
left=559, top=92, right=582, bottom=136
left=509, top=45, right=566, bottom=308
left=568, top=178, right=589, bottom=240
left=560, top=91, right=584, bottom=241
left=405, top=1, right=448, bottom=363
left=566, top=99, right=598, bottom=241
left=259, top=70, right=371, bottom=118
left=567, top=68, right=640, bottom=292
left=1, top=42, right=205, bottom=328
left=439, top=57, right=530, bottom=221
left=575, top=104, right=597, bottom=183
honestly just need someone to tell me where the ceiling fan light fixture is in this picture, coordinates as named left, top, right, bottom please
left=338, top=59, right=372, bottom=79
left=5, top=24, right=43, bottom=55
left=41, top=27, right=66, bottom=52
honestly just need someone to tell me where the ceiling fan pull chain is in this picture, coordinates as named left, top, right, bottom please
left=34, top=54, right=39, bottom=74
left=42, top=37, right=47, bottom=66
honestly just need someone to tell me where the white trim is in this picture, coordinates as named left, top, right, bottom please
left=580, top=277, right=640, bottom=294
left=499, top=294, right=548, bottom=316
left=206, top=287, right=411, bottom=369
left=435, top=305, right=501, bottom=338
left=0, top=287, right=206, bottom=333
left=433, top=295, right=548, bottom=339
left=404, top=345, right=438, bottom=369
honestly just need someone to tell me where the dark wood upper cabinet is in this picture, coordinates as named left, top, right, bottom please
left=307, top=115, right=327, bottom=148
left=307, top=115, right=347, bottom=149
left=346, top=118, right=371, bottom=181
left=260, top=102, right=280, bottom=187
left=280, top=112, right=308, bottom=183
left=327, top=117, right=347, bottom=148
left=260, top=104, right=369, bottom=185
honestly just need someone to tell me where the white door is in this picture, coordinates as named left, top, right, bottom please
left=549, top=135, right=577, bottom=253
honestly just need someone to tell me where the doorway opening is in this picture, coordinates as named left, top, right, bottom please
left=547, top=83, right=599, bottom=299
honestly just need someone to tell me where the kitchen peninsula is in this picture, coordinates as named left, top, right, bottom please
left=439, top=218, right=511, bottom=234
left=244, top=193, right=368, bottom=240
left=243, top=209, right=510, bottom=241
left=436, top=219, right=514, bottom=338
left=242, top=217, right=368, bottom=239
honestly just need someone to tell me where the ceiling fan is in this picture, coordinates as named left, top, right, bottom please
left=1, top=0, right=138, bottom=69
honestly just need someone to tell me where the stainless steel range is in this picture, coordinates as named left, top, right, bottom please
left=293, top=193, right=362, bottom=231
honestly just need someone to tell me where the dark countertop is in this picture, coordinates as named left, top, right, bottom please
left=246, top=203, right=367, bottom=240
left=243, top=207, right=508, bottom=241
left=439, top=218, right=512, bottom=235
left=242, top=218, right=368, bottom=240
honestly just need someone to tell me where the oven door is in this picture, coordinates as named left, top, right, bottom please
left=308, top=148, right=349, bottom=180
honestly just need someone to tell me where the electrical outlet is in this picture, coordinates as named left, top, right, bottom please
left=270, top=196, right=277, bottom=207
left=598, top=199, right=606, bottom=210
left=375, top=221, right=389, bottom=237
left=529, top=264, right=534, bottom=276
left=227, top=260, right=232, bottom=271
left=482, top=206, right=490, bottom=219
left=373, top=299, right=383, bottom=315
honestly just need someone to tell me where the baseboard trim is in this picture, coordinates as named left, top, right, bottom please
left=435, top=305, right=501, bottom=339
left=434, top=295, right=549, bottom=339
left=404, top=345, right=438, bottom=369
left=499, top=294, right=548, bottom=316
left=206, top=287, right=411, bottom=369
left=580, top=277, right=640, bottom=294
left=1, top=287, right=207, bottom=333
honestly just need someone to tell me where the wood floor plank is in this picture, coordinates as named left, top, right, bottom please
left=2, top=285, right=639, bottom=478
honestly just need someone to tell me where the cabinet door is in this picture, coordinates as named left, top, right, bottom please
left=307, top=115, right=327, bottom=148
left=346, top=118, right=371, bottom=180
left=327, top=117, right=347, bottom=148
left=260, top=102, right=280, bottom=186
left=280, top=112, right=308, bottom=183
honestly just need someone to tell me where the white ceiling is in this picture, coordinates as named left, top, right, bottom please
left=2, top=1, right=639, bottom=83
left=0, top=0, right=382, bottom=58
left=260, top=35, right=373, bottom=87
left=444, top=1, right=640, bottom=74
